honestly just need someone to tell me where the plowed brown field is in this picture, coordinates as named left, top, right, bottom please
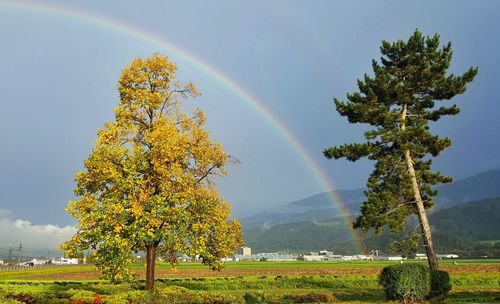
left=17, top=263, right=500, bottom=281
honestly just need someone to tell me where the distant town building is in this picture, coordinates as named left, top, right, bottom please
left=221, top=257, right=235, bottom=262
left=227, top=248, right=424, bottom=263
left=301, top=251, right=376, bottom=262
left=302, top=254, right=326, bottom=261
left=355, top=255, right=373, bottom=260
left=437, top=254, right=459, bottom=259
left=415, top=253, right=428, bottom=260
left=22, top=258, right=48, bottom=266
left=324, top=255, right=343, bottom=261
left=237, top=246, right=251, bottom=256
left=252, top=252, right=296, bottom=261
left=0, top=260, right=3, bottom=265
left=342, top=255, right=356, bottom=261
left=379, top=256, right=405, bottom=261
left=51, top=257, right=79, bottom=265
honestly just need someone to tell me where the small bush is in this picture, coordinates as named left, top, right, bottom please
left=429, top=270, right=451, bottom=300
left=380, top=263, right=431, bottom=303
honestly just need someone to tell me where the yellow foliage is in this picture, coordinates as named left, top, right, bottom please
left=60, top=54, right=243, bottom=284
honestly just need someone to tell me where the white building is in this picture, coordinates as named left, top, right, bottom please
left=324, top=255, right=343, bottom=261
left=221, top=257, right=235, bottom=262
left=437, top=254, right=459, bottom=259
left=27, top=259, right=47, bottom=266
left=415, top=253, right=428, bottom=260
left=237, top=247, right=251, bottom=256
left=379, top=256, right=405, bottom=261
left=342, top=255, right=356, bottom=261
left=302, top=254, right=326, bottom=261
left=254, top=252, right=297, bottom=261
left=355, top=255, right=373, bottom=260
left=51, top=257, right=79, bottom=265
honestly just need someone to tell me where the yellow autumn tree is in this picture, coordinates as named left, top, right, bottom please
left=61, top=54, right=243, bottom=291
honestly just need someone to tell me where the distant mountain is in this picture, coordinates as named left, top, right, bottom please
left=244, top=217, right=356, bottom=253
left=240, top=189, right=364, bottom=229
left=431, top=197, right=500, bottom=241
left=243, top=196, right=500, bottom=256
left=286, top=188, right=365, bottom=212
left=241, top=168, right=500, bottom=229
left=435, top=169, right=500, bottom=207
left=241, top=208, right=347, bottom=230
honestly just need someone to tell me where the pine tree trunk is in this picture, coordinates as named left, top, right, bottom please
left=145, top=244, right=157, bottom=291
left=401, top=104, right=439, bottom=270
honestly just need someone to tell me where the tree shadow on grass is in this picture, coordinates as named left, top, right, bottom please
left=331, top=289, right=385, bottom=302
left=446, top=290, right=500, bottom=303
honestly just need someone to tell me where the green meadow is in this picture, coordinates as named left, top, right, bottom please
left=0, top=260, right=498, bottom=303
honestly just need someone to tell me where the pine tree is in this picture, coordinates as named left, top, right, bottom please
left=324, top=30, right=477, bottom=269
left=61, top=54, right=243, bottom=290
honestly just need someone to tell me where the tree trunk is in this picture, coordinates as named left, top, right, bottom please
left=401, top=104, right=439, bottom=270
left=145, top=244, right=157, bottom=291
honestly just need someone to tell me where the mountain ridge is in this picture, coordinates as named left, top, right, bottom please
left=241, top=168, right=500, bottom=230
left=244, top=196, right=500, bottom=256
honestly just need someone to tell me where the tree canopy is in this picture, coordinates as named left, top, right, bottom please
left=324, top=30, right=477, bottom=269
left=61, top=54, right=243, bottom=290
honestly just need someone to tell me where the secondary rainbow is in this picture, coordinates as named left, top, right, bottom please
left=1, top=1, right=367, bottom=252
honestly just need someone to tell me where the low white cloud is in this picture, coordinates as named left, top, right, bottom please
left=0, top=209, right=76, bottom=251
left=0, top=209, right=13, bottom=218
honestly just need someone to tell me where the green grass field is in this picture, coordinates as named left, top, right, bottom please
left=0, top=260, right=498, bottom=303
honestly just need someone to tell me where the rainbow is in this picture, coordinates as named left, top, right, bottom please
left=0, top=1, right=366, bottom=253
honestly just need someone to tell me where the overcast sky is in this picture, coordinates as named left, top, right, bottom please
left=1, top=1, right=499, bottom=250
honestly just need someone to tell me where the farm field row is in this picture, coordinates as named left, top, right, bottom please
left=1, top=259, right=499, bottom=280
left=0, top=260, right=499, bottom=303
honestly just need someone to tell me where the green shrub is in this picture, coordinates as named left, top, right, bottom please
left=429, top=270, right=451, bottom=300
left=379, top=263, right=431, bottom=302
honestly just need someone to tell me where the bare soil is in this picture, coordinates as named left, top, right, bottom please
left=19, top=264, right=500, bottom=281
